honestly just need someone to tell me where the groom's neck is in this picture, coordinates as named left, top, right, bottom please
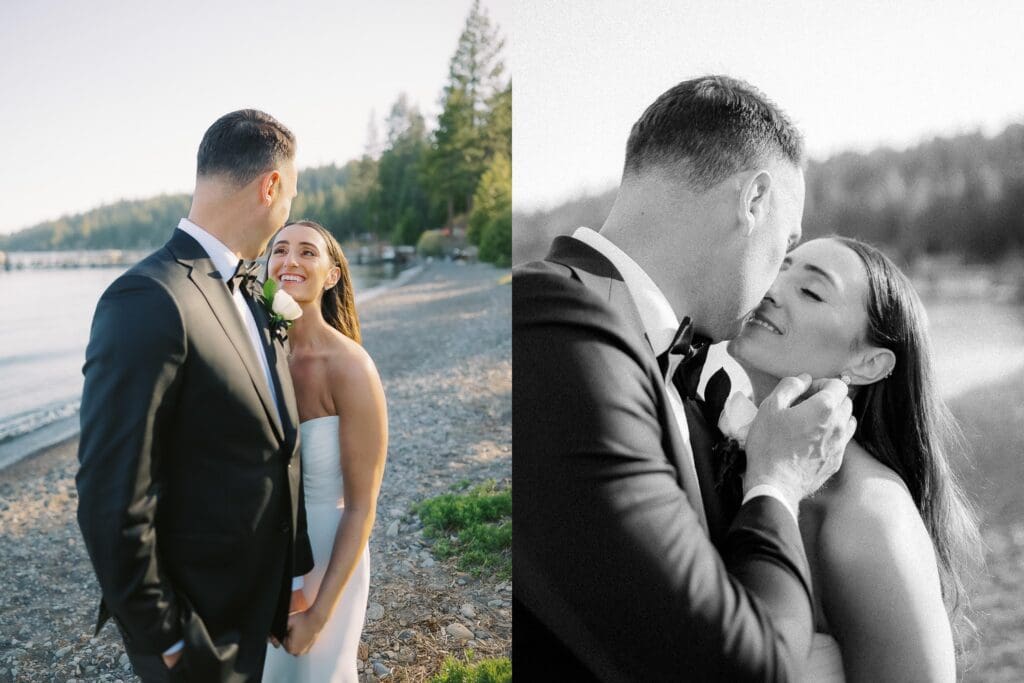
left=600, top=185, right=707, bottom=326
left=188, top=182, right=261, bottom=259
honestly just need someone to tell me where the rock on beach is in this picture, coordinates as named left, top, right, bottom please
left=0, top=261, right=511, bottom=682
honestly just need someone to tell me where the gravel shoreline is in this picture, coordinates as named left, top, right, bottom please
left=0, top=260, right=511, bottom=682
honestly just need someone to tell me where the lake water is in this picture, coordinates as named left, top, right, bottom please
left=1, top=263, right=1021, bottom=469
left=0, top=260, right=401, bottom=467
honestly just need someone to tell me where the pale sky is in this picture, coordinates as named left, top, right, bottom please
left=513, top=0, right=1024, bottom=212
left=1, top=0, right=511, bottom=235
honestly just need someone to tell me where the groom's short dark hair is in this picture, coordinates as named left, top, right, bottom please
left=624, top=75, right=803, bottom=189
left=197, top=109, right=296, bottom=186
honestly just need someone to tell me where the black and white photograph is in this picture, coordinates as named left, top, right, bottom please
left=513, top=1, right=1024, bottom=681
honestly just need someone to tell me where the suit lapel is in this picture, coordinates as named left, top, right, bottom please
left=167, top=230, right=285, bottom=442
left=245, top=291, right=299, bottom=445
left=546, top=237, right=707, bottom=521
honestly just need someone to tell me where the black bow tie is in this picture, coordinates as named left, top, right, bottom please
left=227, top=259, right=261, bottom=295
left=656, top=316, right=711, bottom=399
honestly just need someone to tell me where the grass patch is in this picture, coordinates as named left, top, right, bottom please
left=430, top=650, right=511, bottom=683
left=414, top=479, right=511, bottom=580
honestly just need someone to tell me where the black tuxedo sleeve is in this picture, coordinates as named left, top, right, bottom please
left=514, top=269, right=814, bottom=682
left=294, top=473, right=315, bottom=576
left=76, top=275, right=185, bottom=654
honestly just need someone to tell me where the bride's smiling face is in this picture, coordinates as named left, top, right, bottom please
left=267, top=223, right=340, bottom=305
left=727, top=238, right=875, bottom=381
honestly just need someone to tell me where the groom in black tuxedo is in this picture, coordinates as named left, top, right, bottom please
left=77, top=110, right=313, bottom=682
left=514, top=76, right=857, bottom=680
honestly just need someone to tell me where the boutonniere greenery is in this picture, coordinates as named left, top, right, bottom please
left=261, top=278, right=302, bottom=341
left=700, top=368, right=749, bottom=502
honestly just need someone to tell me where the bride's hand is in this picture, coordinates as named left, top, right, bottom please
left=283, top=608, right=325, bottom=656
left=289, top=588, right=310, bottom=615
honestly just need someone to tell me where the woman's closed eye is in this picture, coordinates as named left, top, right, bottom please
left=801, top=287, right=824, bottom=302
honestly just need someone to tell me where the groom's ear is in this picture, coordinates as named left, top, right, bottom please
left=738, top=170, right=773, bottom=236
left=259, top=170, right=282, bottom=207
left=846, top=345, right=896, bottom=386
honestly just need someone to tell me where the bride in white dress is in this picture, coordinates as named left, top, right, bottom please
left=722, top=237, right=980, bottom=681
left=262, top=221, right=388, bottom=683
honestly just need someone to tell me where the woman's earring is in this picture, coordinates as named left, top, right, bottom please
left=840, top=373, right=852, bottom=386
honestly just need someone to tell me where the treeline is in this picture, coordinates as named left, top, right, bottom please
left=513, top=123, right=1024, bottom=266
left=292, top=0, right=510, bottom=262
left=1, top=1, right=511, bottom=265
left=0, top=194, right=192, bottom=251
left=803, top=124, right=1024, bottom=262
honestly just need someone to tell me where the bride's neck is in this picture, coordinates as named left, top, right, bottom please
left=745, top=367, right=780, bottom=405
left=287, top=299, right=332, bottom=352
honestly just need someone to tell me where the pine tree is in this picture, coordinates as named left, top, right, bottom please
left=378, top=94, right=435, bottom=245
left=471, top=151, right=511, bottom=265
left=424, top=0, right=506, bottom=223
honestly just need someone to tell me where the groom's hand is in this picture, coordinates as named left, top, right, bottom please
left=744, top=374, right=855, bottom=510
left=161, top=650, right=182, bottom=670
left=283, top=609, right=323, bottom=656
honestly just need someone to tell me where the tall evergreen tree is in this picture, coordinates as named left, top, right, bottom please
left=377, top=94, right=435, bottom=245
left=470, top=150, right=511, bottom=266
left=424, top=0, right=506, bottom=222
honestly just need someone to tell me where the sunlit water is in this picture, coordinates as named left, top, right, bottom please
left=0, top=261, right=398, bottom=455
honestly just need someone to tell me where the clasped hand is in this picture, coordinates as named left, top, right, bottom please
left=268, top=588, right=323, bottom=656
left=744, top=374, right=856, bottom=510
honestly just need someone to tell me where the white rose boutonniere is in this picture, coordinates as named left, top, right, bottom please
left=261, top=278, right=302, bottom=341
left=717, top=391, right=758, bottom=449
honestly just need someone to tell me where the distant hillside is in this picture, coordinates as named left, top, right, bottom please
left=0, top=194, right=193, bottom=252
left=513, top=190, right=615, bottom=264
left=0, top=164, right=364, bottom=252
left=514, top=123, right=1024, bottom=265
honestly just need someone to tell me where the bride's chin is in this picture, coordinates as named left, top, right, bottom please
left=725, top=334, right=757, bottom=361
left=726, top=339, right=774, bottom=377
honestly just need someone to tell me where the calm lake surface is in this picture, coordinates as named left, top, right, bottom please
left=0, top=261, right=400, bottom=459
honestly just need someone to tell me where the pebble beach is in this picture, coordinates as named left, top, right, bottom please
left=0, top=260, right=511, bottom=682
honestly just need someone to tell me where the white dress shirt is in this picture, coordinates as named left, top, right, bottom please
left=573, top=227, right=708, bottom=532
left=572, top=228, right=798, bottom=527
left=177, top=218, right=280, bottom=424
left=163, top=219, right=300, bottom=657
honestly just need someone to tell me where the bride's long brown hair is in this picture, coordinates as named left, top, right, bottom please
left=836, top=236, right=981, bottom=651
left=277, top=220, right=361, bottom=344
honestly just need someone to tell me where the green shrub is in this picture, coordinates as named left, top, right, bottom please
left=414, top=480, right=511, bottom=579
left=478, top=211, right=511, bottom=267
left=430, top=651, right=511, bottom=683
left=416, top=229, right=447, bottom=258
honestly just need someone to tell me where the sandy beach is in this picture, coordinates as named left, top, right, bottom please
left=0, top=260, right=511, bottom=682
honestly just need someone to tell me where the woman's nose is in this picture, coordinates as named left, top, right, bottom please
left=763, top=280, right=783, bottom=307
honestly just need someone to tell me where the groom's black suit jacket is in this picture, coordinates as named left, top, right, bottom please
left=76, top=228, right=314, bottom=681
left=513, top=236, right=815, bottom=681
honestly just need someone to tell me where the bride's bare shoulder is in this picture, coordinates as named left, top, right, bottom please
left=819, top=442, right=935, bottom=571
left=814, top=442, right=956, bottom=679
left=321, top=330, right=383, bottom=404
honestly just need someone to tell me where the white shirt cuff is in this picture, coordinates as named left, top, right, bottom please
left=742, top=484, right=799, bottom=526
left=162, top=639, right=185, bottom=656
left=292, top=576, right=305, bottom=591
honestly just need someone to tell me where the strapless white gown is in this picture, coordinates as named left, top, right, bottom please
left=263, top=416, right=370, bottom=683
left=804, top=633, right=845, bottom=682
